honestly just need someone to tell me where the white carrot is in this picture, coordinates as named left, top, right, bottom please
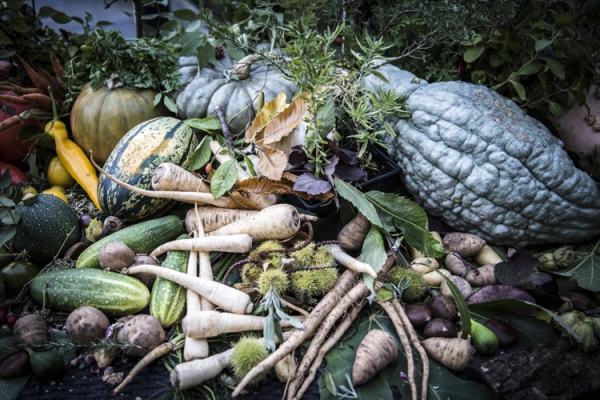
left=210, top=140, right=277, bottom=209
left=150, top=234, right=253, bottom=258
left=183, top=310, right=300, bottom=339
left=325, top=244, right=378, bottom=278
left=184, top=250, right=209, bottom=361
left=114, top=341, right=174, bottom=394
left=125, top=265, right=253, bottom=315
left=206, top=204, right=301, bottom=241
left=152, top=162, right=210, bottom=193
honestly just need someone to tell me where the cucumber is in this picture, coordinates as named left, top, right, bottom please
left=150, top=233, right=190, bottom=328
left=29, top=268, right=150, bottom=317
left=76, top=215, right=183, bottom=269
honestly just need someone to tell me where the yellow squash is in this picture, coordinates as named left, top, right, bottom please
left=45, top=120, right=101, bottom=209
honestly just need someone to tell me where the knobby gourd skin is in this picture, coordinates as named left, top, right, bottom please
left=175, top=52, right=298, bottom=134
left=364, top=65, right=600, bottom=246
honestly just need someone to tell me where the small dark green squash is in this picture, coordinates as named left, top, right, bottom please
left=13, top=194, right=81, bottom=265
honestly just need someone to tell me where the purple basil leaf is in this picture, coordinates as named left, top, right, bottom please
left=324, top=156, right=339, bottom=187
left=293, top=173, right=333, bottom=195
left=530, top=271, right=554, bottom=293
left=334, top=163, right=368, bottom=182
left=337, top=148, right=358, bottom=164
left=465, top=284, right=536, bottom=305
left=494, top=247, right=539, bottom=288
left=288, top=145, right=308, bottom=166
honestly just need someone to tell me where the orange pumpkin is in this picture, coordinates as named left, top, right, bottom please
left=69, top=75, right=172, bottom=166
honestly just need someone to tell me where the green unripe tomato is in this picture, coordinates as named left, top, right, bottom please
left=1, top=260, right=39, bottom=294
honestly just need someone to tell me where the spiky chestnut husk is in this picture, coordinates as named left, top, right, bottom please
left=386, top=266, right=428, bottom=302
left=588, top=317, right=600, bottom=338
left=290, top=267, right=339, bottom=297
left=230, top=336, right=269, bottom=384
left=249, top=240, right=286, bottom=268
left=559, top=310, right=585, bottom=327
left=572, top=319, right=598, bottom=351
left=312, top=246, right=334, bottom=266
left=257, top=268, right=290, bottom=296
left=241, top=263, right=263, bottom=285
left=291, top=243, right=317, bottom=268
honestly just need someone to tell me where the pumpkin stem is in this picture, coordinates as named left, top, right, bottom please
left=229, top=54, right=263, bottom=80
left=106, top=74, right=125, bottom=90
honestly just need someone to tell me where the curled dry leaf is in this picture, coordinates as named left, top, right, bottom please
left=236, top=177, right=292, bottom=195
left=257, top=145, right=288, bottom=180
left=245, top=92, right=287, bottom=142
left=260, top=95, right=308, bottom=146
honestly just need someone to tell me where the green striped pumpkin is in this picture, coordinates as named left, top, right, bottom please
left=98, top=116, right=198, bottom=221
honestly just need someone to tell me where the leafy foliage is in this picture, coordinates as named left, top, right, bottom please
left=552, top=239, right=600, bottom=292
left=0, top=169, right=22, bottom=249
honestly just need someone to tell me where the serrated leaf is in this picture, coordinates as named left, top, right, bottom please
left=463, top=45, right=485, bottom=63
left=257, top=146, right=288, bottom=180
left=261, top=96, right=308, bottom=145
left=535, top=38, right=553, bottom=52
left=184, top=116, right=222, bottom=132
left=187, top=136, right=213, bottom=171
left=334, top=178, right=381, bottom=227
left=545, top=58, right=565, bottom=80
left=246, top=92, right=287, bottom=142
left=365, top=191, right=447, bottom=258
left=211, top=159, right=238, bottom=198
left=510, top=80, right=527, bottom=101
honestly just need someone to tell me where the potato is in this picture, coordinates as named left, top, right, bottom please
left=464, top=264, right=497, bottom=287
left=98, top=241, right=135, bottom=271
left=66, top=306, right=110, bottom=344
left=474, top=244, right=503, bottom=265
left=130, top=254, right=159, bottom=289
left=444, top=253, right=467, bottom=276
left=442, top=232, right=486, bottom=259
left=116, top=314, right=165, bottom=357
left=422, top=268, right=451, bottom=287
left=440, top=275, right=472, bottom=302
left=352, top=329, right=398, bottom=386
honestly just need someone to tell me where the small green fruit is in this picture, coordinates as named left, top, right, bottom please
left=470, top=319, right=499, bottom=355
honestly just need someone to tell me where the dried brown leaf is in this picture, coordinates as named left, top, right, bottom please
left=257, top=145, right=288, bottom=180
left=236, top=177, right=292, bottom=195
left=226, top=191, right=261, bottom=210
left=245, top=92, right=287, bottom=142
left=260, top=96, right=308, bottom=145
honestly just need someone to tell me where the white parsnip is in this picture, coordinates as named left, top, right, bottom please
left=152, top=163, right=210, bottom=193
left=126, top=265, right=253, bottom=315
left=324, top=244, right=378, bottom=278
left=210, top=140, right=277, bottom=209
left=150, top=234, right=253, bottom=258
left=206, top=204, right=301, bottom=241
left=184, top=310, right=300, bottom=338
left=184, top=250, right=209, bottom=361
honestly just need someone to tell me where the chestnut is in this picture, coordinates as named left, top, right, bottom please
left=483, top=318, right=517, bottom=347
left=423, top=318, right=457, bottom=338
left=404, top=302, right=432, bottom=328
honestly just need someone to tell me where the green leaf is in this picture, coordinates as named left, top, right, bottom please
left=488, top=54, right=505, bottom=68
left=518, top=62, right=542, bottom=76
left=210, top=159, right=238, bottom=198
left=49, top=330, right=76, bottom=364
left=383, top=120, right=396, bottom=137
left=187, top=136, right=213, bottom=171
left=510, top=80, right=527, bottom=101
left=196, top=40, right=217, bottom=70
left=365, top=191, right=447, bottom=258
left=334, top=178, right=381, bottom=227
left=374, top=287, right=395, bottom=301
left=163, top=96, right=177, bottom=114
left=360, top=225, right=387, bottom=291
left=554, top=13, right=573, bottom=25
left=468, top=299, right=570, bottom=346
left=547, top=101, right=562, bottom=118
left=545, top=58, right=565, bottom=80
left=184, top=117, right=222, bottom=133
left=225, top=40, right=245, bottom=61
left=438, top=272, right=471, bottom=339
left=535, top=39, right=553, bottom=52
left=463, top=45, right=485, bottom=63
left=0, top=374, right=31, bottom=400
left=0, top=31, right=12, bottom=45
left=0, top=226, right=16, bottom=248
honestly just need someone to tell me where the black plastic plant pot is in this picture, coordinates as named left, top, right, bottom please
left=284, top=145, right=402, bottom=217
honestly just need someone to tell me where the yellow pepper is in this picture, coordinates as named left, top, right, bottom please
left=45, top=120, right=102, bottom=210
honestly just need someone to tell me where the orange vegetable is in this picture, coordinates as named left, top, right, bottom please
left=42, top=185, right=68, bottom=203
left=45, top=120, right=101, bottom=209
left=47, top=156, right=75, bottom=188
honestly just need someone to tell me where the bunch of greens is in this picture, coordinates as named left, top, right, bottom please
left=61, top=29, right=183, bottom=112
